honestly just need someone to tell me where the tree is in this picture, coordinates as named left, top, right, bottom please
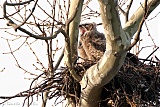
left=0, top=0, right=160, bottom=107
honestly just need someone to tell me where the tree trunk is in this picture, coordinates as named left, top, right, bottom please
left=79, top=0, right=160, bottom=107
left=80, top=0, right=129, bottom=106
left=64, top=0, right=84, bottom=107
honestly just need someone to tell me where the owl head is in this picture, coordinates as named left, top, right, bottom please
left=79, top=22, right=97, bottom=35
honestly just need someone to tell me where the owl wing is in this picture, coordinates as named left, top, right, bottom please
left=78, top=40, right=88, bottom=61
left=80, top=30, right=106, bottom=61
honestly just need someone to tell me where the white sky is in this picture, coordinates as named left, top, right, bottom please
left=0, top=0, right=160, bottom=107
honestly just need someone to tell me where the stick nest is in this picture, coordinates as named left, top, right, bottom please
left=1, top=54, right=159, bottom=107
left=57, top=53, right=160, bottom=107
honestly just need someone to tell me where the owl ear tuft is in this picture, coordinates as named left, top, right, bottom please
left=88, top=22, right=97, bottom=31
left=79, top=22, right=97, bottom=34
left=88, top=24, right=93, bottom=31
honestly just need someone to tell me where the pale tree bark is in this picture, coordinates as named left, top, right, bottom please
left=1, top=0, right=160, bottom=107
left=124, top=0, right=160, bottom=37
left=80, top=0, right=129, bottom=106
left=79, top=0, right=160, bottom=107
left=64, top=0, right=84, bottom=107
left=64, top=0, right=84, bottom=82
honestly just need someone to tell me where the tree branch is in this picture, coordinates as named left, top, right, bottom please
left=125, top=0, right=133, bottom=22
left=3, top=1, right=66, bottom=40
left=123, top=0, right=160, bottom=38
left=128, top=0, right=148, bottom=50
left=80, top=0, right=129, bottom=106
left=15, top=0, right=38, bottom=31
left=118, top=0, right=134, bottom=23
left=64, top=0, right=84, bottom=82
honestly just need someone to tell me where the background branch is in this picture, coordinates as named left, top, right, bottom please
left=123, top=0, right=160, bottom=38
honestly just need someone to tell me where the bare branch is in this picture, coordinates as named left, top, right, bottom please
left=3, top=1, right=66, bottom=40
left=142, top=47, right=159, bottom=64
left=15, top=0, right=38, bottom=31
left=128, top=0, right=148, bottom=50
left=124, top=0, right=160, bottom=38
left=118, top=0, right=133, bottom=23
left=3, top=38, right=27, bottom=54
left=64, top=0, right=84, bottom=82
left=3, top=0, right=34, bottom=6
left=125, top=0, right=133, bottom=22
left=54, top=48, right=64, bottom=71
left=26, top=42, right=46, bottom=70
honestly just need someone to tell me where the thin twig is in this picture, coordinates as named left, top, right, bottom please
left=142, top=47, right=159, bottom=64
left=15, top=0, right=38, bottom=31
left=125, top=0, right=133, bottom=22
left=3, top=1, right=66, bottom=40
left=128, top=0, right=148, bottom=50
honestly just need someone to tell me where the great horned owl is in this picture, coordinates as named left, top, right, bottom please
left=78, top=22, right=106, bottom=62
left=78, top=22, right=139, bottom=65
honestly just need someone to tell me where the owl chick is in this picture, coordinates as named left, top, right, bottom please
left=78, top=22, right=106, bottom=62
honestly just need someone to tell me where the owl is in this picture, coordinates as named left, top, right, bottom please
left=78, top=22, right=139, bottom=65
left=78, top=22, right=106, bottom=62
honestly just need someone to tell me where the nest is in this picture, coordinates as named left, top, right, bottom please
left=54, top=53, right=160, bottom=107
left=100, top=57, right=160, bottom=107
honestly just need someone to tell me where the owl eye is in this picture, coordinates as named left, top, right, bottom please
left=85, top=24, right=90, bottom=29
left=79, top=41, right=82, bottom=46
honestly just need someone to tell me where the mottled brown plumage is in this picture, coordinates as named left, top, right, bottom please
left=78, top=22, right=106, bottom=62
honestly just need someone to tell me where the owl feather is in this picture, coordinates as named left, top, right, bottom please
left=78, top=22, right=106, bottom=62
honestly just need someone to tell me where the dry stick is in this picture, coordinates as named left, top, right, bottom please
left=29, top=73, right=45, bottom=106
left=42, top=40, right=54, bottom=107
left=125, top=0, right=133, bottom=22
left=45, top=40, right=53, bottom=72
left=3, top=38, right=27, bottom=54
left=118, top=0, right=133, bottom=22
left=3, top=0, right=34, bottom=20
left=27, top=42, right=45, bottom=69
left=0, top=88, right=35, bottom=105
left=36, top=3, right=64, bottom=26
left=82, top=0, right=92, bottom=12
left=31, top=13, right=47, bottom=36
left=3, top=1, right=66, bottom=40
left=43, top=1, right=64, bottom=102
left=6, top=40, right=20, bottom=67
left=144, top=22, right=156, bottom=45
left=0, top=77, right=57, bottom=104
left=118, top=1, right=130, bottom=21
left=48, top=7, right=56, bottom=72
left=15, top=0, right=38, bottom=31
left=142, top=47, right=159, bottom=64
left=54, top=48, right=65, bottom=72
left=118, top=5, right=125, bottom=15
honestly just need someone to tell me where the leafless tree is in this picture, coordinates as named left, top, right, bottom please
left=0, top=0, right=160, bottom=107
